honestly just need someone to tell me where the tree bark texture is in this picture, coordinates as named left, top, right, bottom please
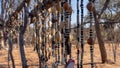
left=92, top=0, right=110, bottom=63
left=19, top=3, right=28, bottom=68
left=93, top=10, right=107, bottom=63
left=8, top=32, right=15, bottom=68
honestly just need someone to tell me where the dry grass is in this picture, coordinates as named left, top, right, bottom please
left=0, top=43, right=120, bottom=68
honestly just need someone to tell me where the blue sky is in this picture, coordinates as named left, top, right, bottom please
left=71, top=0, right=88, bottom=24
left=0, top=0, right=88, bottom=24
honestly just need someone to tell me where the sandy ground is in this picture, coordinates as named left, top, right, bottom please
left=0, top=43, right=120, bottom=68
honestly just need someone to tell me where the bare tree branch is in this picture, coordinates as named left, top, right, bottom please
left=98, top=0, right=110, bottom=19
left=107, top=7, right=113, bottom=19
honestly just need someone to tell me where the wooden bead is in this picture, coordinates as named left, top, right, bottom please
left=87, top=2, right=95, bottom=12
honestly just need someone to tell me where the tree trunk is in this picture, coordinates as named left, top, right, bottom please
left=93, top=10, right=107, bottom=63
left=8, top=31, right=15, bottom=68
left=19, top=33, right=28, bottom=68
left=19, top=3, right=28, bottom=68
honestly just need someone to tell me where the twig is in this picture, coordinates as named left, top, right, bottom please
left=98, top=0, right=110, bottom=19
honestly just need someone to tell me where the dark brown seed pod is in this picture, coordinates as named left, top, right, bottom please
left=56, top=2, right=61, bottom=12
left=55, top=31, right=62, bottom=43
left=63, top=2, right=69, bottom=11
left=52, top=18, right=58, bottom=23
left=86, top=2, right=95, bottom=12
left=87, top=37, right=94, bottom=45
